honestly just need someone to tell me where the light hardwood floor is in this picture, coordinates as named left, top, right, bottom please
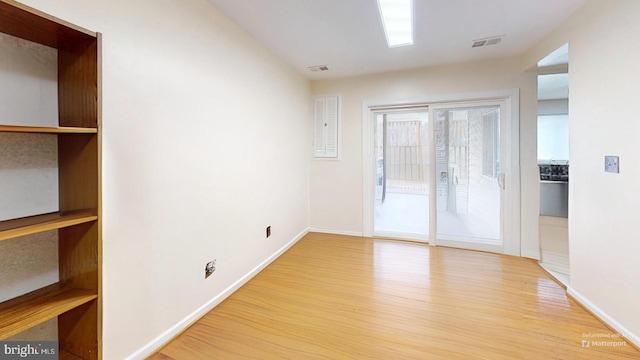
left=149, top=233, right=639, bottom=359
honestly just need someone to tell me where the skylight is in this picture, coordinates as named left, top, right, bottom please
left=376, top=0, right=414, bottom=48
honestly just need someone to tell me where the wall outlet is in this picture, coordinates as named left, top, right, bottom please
left=605, top=155, right=619, bottom=173
left=205, top=259, right=216, bottom=279
left=266, top=226, right=271, bottom=238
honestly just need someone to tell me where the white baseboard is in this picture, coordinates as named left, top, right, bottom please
left=125, top=227, right=310, bottom=360
left=567, top=286, right=640, bottom=348
left=308, top=228, right=363, bottom=237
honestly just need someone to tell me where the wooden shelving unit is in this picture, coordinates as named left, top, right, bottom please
left=60, top=351, right=85, bottom=360
left=0, top=0, right=102, bottom=359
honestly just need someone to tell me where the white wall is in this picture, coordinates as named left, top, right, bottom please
left=16, top=0, right=311, bottom=358
left=310, top=57, right=540, bottom=258
left=538, top=114, right=569, bottom=162
left=537, top=100, right=569, bottom=162
left=525, top=0, right=640, bottom=345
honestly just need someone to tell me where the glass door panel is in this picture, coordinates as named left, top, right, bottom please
left=373, top=110, right=429, bottom=239
left=433, top=106, right=502, bottom=245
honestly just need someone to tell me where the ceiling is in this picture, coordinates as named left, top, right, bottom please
left=537, top=44, right=569, bottom=100
left=207, top=0, right=586, bottom=79
left=538, top=43, right=569, bottom=67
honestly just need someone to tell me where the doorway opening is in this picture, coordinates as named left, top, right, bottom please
left=536, top=43, right=570, bottom=286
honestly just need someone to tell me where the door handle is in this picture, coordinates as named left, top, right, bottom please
left=497, top=173, right=506, bottom=190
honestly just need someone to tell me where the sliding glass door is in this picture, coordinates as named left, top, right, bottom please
left=367, top=96, right=517, bottom=255
left=431, top=104, right=504, bottom=252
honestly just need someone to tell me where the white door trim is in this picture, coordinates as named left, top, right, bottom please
left=361, top=89, right=520, bottom=255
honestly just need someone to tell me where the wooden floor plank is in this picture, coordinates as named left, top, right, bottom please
left=150, top=233, right=639, bottom=359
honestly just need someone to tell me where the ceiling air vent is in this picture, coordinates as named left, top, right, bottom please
left=472, top=36, right=503, bottom=48
left=308, top=65, right=329, bottom=72
left=472, top=40, right=487, bottom=48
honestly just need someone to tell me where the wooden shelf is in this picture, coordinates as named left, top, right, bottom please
left=0, top=283, right=97, bottom=340
left=0, top=0, right=96, bottom=49
left=0, top=211, right=98, bottom=242
left=0, top=125, right=97, bottom=134
left=59, top=350, right=84, bottom=360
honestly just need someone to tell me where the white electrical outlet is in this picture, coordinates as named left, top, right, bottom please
left=604, top=156, right=619, bottom=173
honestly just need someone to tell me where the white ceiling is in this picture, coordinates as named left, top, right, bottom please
left=207, top=0, right=586, bottom=79
left=538, top=43, right=569, bottom=67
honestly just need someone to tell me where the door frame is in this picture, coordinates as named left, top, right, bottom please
left=361, top=89, right=521, bottom=256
